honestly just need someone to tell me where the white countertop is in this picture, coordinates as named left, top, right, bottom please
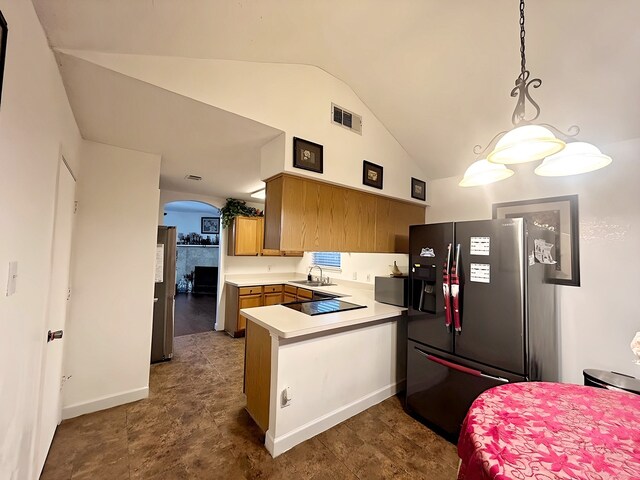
left=241, top=295, right=405, bottom=339
left=229, top=273, right=405, bottom=338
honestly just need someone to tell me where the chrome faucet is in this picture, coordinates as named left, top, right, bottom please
left=308, top=265, right=323, bottom=283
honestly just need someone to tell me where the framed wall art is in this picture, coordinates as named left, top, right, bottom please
left=201, top=217, right=220, bottom=235
left=493, top=194, right=580, bottom=286
left=0, top=11, right=7, bottom=107
left=411, top=177, right=426, bottom=201
left=293, top=137, right=323, bottom=174
left=363, top=161, right=383, bottom=189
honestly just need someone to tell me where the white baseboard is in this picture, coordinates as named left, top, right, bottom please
left=61, top=386, right=149, bottom=420
left=265, top=380, right=403, bottom=457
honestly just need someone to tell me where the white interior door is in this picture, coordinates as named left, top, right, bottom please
left=35, top=158, right=76, bottom=474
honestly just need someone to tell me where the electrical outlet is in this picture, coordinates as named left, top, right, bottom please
left=281, top=387, right=292, bottom=407
left=352, top=272, right=358, bottom=280
left=366, top=274, right=371, bottom=282
left=267, top=265, right=272, bottom=272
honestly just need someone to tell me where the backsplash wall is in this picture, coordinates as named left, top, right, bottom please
left=297, top=252, right=409, bottom=284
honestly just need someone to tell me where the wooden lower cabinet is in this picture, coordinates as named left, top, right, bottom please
left=225, top=284, right=264, bottom=337
left=244, top=320, right=271, bottom=433
left=226, top=283, right=295, bottom=337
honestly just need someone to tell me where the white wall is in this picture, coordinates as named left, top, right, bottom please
left=0, top=1, right=81, bottom=478
left=56, top=51, right=429, bottom=203
left=62, top=141, right=161, bottom=418
left=427, top=139, right=640, bottom=385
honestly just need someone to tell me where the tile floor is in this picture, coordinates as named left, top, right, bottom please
left=41, top=331, right=459, bottom=479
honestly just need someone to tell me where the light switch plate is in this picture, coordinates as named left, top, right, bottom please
left=6, top=261, right=18, bottom=296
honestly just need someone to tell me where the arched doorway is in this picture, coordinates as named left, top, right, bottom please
left=164, top=200, right=220, bottom=336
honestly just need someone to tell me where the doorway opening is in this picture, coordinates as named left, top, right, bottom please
left=164, top=201, right=220, bottom=336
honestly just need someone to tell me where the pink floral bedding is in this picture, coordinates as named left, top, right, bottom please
left=457, top=382, right=640, bottom=480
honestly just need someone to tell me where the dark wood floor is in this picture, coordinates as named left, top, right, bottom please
left=41, top=331, right=459, bottom=479
left=174, top=293, right=216, bottom=337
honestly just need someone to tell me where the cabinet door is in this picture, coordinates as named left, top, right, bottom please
left=297, top=288, right=313, bottom=301
left=263, top=292, right=283, bottom=306
left=238, top=293, right=263, bottom=331
left=344, top=189, right=376, bottom=252
left=375, top=198, right=425, bottom=253
left=283, top=293, right=297, bottom=304
left=234, top=217, right=261, bottom=256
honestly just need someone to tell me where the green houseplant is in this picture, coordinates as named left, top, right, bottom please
left=220, top=198, right=262, bottom=228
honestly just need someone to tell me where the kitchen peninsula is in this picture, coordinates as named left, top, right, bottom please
left=225, top=274, right=407, bottom=457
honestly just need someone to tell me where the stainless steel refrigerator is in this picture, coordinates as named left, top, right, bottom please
left=406, top=218, right=558, bottom=440
left=151, top=226, right=176, bottom=363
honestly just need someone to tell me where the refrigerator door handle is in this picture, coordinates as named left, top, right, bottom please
left=442, top=243, right=453, bottom=332
left=415, top=347, right=509, bottom=383
left=451, top=243, right=462, bottom=334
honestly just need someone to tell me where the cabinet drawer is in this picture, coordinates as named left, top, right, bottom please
left=264, top=284, right=283, bottom=293
left=284, top=285, right=298, bottom=294
left=297, top=288, right=313, bottom=300
left=239, top=286, right=263, bottom=296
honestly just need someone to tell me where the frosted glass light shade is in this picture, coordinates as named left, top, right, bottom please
left=535, top=142, right=612, bottom=176
left=488, top=125, right=565, bottom=164
left=459, top=159, right=514, bottom=187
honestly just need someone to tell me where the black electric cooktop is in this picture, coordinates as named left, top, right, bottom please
left=283, top=299, right=366, bottom=316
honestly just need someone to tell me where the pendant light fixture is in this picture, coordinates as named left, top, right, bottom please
left=459, top=0, right=612, bottom=187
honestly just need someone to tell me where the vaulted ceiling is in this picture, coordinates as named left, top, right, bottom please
left=34, top=0, right=640, bottom=192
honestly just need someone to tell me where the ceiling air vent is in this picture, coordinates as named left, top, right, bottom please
left=331, top=103, right=362, bottom=135
left=185, top=174, right=202, bottom=181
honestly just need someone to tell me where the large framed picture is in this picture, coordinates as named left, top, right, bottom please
left=363, top=161, right=383, bottom=189
left=411, top=177, right=426, bottom=201
left=0, top=11, right=8, bottom=107
left=201, top=217, right=220, bottom=235
left=493, top=194, right=580, bottom=286
left=293, top=137, right=323, bottom=174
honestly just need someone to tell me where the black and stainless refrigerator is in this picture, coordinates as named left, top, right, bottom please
left=151, top=226, right=176, bottom=363
left=405, top=218, right=558, bottom=440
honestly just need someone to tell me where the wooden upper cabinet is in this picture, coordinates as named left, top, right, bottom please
left=264, top=173, right=425, bottom=254
left=228, top=216, right=263, bottom=256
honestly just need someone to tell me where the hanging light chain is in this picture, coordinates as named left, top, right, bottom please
left=519, top=0, right=526, bottom=76
left=510, top=0, right=541, bottom=126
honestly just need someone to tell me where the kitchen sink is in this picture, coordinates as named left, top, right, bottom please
left=290, top=280, right=337, bottom=287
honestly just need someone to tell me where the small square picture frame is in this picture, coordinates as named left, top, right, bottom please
left=411, top=177, right=426, bottom=201
left=293, top=137, right=323, bottom=174
left=201, top=217, right=220, bottom=235
left=362, top=161, right=383, bottom=189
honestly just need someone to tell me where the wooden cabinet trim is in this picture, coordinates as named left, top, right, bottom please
left=284, top=284, right=297, bottom=294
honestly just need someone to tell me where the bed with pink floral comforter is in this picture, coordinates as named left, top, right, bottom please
left=457, top=382, right=640, bottom=480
